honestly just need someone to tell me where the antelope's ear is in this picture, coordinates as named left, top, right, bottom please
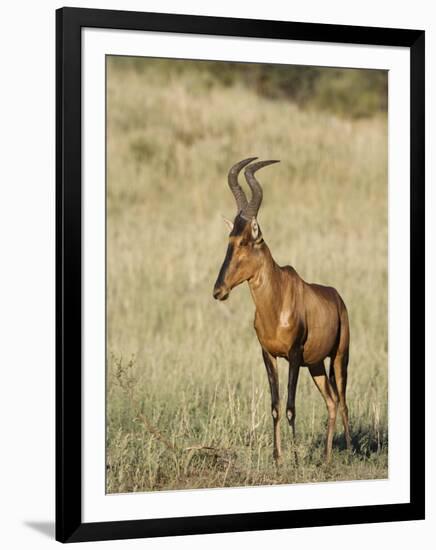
left=222, top=216, right=234, bottom=231
left=251, top=217, right=259, bottom=240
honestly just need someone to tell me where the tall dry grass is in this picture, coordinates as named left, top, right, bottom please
left=106, top=58, right=388, bottom=493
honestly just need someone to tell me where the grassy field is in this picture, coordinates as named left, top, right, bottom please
left=106, top=58, right=388, bottom=493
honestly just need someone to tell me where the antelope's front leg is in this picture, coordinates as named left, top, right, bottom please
left=262, top=349, right=282, bottom=464
left=286, top=345, right=301, bottom=441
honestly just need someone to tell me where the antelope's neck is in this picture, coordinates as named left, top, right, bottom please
left=247, top=244, right=284, bottom=323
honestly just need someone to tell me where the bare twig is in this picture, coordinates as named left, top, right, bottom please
left=136, top=413, right=177, bottom=453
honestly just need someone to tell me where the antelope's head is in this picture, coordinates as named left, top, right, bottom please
left=213, top=157, right=280, bottom=301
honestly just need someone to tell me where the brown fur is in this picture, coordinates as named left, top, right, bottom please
left=214, top=215, right=351, bottom=462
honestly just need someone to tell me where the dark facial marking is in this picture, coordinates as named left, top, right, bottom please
left=215, top=242, right=234, bottom=289
left=230, top=214, right=249, bottom=236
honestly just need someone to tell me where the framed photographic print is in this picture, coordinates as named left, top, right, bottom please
left=56, top=7, right=425, bottom=543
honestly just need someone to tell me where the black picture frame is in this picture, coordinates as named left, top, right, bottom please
left=56, top=6, right=425, bottom=543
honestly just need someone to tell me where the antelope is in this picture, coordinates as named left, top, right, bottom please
left=213, top=157, right=351, bottom=463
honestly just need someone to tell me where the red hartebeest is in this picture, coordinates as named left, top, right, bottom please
left=213, top=157, right=351, bottom=463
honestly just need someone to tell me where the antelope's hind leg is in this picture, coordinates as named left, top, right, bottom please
left=330, top=351, right=352, bottom=450
left=309, top=361, right=338, bottom=462
left=262, top=349, right=282, bottom=464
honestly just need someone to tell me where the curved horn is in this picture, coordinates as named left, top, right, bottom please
left=228, top=157, right=258, bottom=213
left=243, top=160, right=280, bottom=219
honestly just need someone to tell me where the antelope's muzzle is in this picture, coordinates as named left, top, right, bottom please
left=213, top=284, right=230, bottom=301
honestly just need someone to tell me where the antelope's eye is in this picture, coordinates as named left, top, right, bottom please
left=239, top=240, right=247, bottom=247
